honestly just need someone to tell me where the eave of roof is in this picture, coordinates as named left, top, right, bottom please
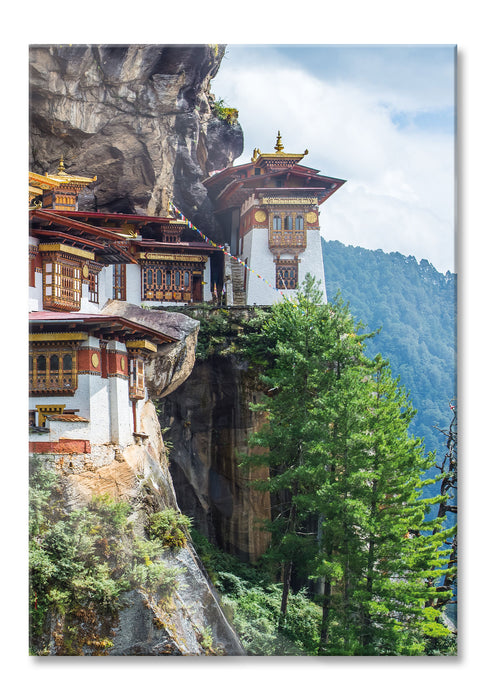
left=29, top=311, right=177, bottom=344
left=30, top=209, right=127, bottom=242
left=64, top=210, right=175, bottom=225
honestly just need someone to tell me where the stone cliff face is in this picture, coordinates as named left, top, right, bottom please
left=36, top=400, right=244, bottom=656
left=158, top=356, right=271, bottom=563
left=29, top=44, right=243, bottom=234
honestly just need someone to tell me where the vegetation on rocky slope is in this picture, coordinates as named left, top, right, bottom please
left=29, top=458, right=181, bottom=655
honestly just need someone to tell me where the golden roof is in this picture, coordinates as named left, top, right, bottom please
left=251, top=131, right=309, bottom=163
left=29, top=158, right=97, bottom=191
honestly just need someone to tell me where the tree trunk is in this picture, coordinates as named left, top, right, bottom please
left=278, top=560, right=293, bottom=632
left=318, top=577, right=332, bottom=654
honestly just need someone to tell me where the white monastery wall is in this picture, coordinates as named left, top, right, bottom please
left=203, top=264, right=211, bottom=301
left=242, top=229, right=294, bottom=306
left=80, top=281, right=96, bottom=313
left=30, top=419, right=91, bottom=443
left=29, top=271, right=43, bottom=311
left=98, top=266, right=111, bottom=308
left=299, top=230, right=327, bottom=303
left=241, top=226, right=327, bottom=306
left=108, top=374, right=132, bottom=446
left=87, top=374, right=111, bottom=444
left=107, top=340, right=133, bottom=446
left=126, top=264, right=142, bottom=306
left=47, top=419, right=91, bottom=442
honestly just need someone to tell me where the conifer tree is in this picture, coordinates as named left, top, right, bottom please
left=245, top=275, right=455, bottom=655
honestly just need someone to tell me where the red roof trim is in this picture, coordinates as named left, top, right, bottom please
left=63, top=210, right=175, bottom=225
left=30, top=209, right=126, bottom=241
left=30, top=228, right=107, bottom=250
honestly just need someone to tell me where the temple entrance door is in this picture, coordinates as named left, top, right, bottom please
left=192, top=275, right=202, bottom=302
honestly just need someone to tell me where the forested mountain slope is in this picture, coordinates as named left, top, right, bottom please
left=322, top=239, right=456, bottom=461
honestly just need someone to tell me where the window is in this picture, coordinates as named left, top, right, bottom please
left=43, top=258, right=82, bottom=311
left=35, top=404, right=66, bottom=427
left=88, top=271, right=99, bottom=303
left=276, top=260, right=298, bottom=290
left=129, top=356, right=145, bottom=400
left=141, top=263, right=197, bottom=302
left=113, top=264, right=126, bottom=300
left=269, top=212, right=307, bottom=250
left=29, top=347, right=78, bottom=395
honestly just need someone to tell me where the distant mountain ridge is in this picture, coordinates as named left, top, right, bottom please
left=322, top=239, right=456, bottom=462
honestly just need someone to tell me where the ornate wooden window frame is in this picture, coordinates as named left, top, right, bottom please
left=113, top=264, right=127, bottom=300
left=42, top=255, right=82, bottom=311
left=269, top=211, right=307, bottom=250
left=126, top=340, right=157, bottom=401
left=29, top=344, right=79, bottom=395
left=275, top=258, right=299, bottom=290
left=128, top=355, right=145, bottom=400
left=88, top=262, right=103, bottom=304
left=141, top=261, right=199, bottom=302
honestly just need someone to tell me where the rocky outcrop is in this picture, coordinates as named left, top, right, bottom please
left=111, top=547, right=243, bottom=656
left=100, top=299, right=199, bottom=397
left=29, top=44, right=243, bottom=233
left=158, top=356, right=271, bottom=563
left=37, top=400, right=244, bottom=655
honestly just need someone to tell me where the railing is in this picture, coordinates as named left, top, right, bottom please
left=29, top=371, right=77, bottom=394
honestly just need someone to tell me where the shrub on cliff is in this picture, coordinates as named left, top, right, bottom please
left=147, top=508, right=192, bottom=549
left=29, top=459, right=180, bottom=655
left=191, top=530, right=321, bottom=655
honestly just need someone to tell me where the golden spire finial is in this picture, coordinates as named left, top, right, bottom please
left=57, top=156, right=66, bottom=175
left=274, top=131, right=284, bottom=153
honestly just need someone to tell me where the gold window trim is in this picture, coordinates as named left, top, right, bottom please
left=42, top=255, right=83, bottom=312
left=30, top=346, right=78, bottom=395
left=126, top=339, right=157, bottom=353
left=35, top=404, right=66, bottom=427
left=38, top=243, right=95, bottom=261
left=269, top=211, right=307, bottom=250
left=141, top=261, right=199, bottom=302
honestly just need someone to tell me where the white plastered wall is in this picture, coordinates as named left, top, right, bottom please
left=107, top=340, right=133, bottom=447
left=241, top=226, right=327, bottom=305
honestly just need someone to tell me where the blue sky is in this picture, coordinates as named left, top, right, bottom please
left=212, top=44, right=456, bottom=273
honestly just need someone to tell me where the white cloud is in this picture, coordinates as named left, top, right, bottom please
left=212, top=48, right=455, bottom=273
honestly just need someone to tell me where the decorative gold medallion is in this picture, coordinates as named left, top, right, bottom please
left=91, top=352, right=99, bottom=368
left=254, top=210, right=267, bottom=223
left=82, top=264, right=90, bottom=278
left=306, top=211, right=318, bottom=224
left=120, top=357, right=126, bottom=371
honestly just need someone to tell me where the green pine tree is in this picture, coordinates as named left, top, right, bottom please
left=244, top=275, right=455, bottom=655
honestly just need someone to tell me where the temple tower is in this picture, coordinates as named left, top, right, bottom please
left=29, top=157, right=97, bottom=211
left=204, top=132, right=345, bottom=305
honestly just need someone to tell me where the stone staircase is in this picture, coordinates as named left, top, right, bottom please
left=230, top=258, right=246, bottom=305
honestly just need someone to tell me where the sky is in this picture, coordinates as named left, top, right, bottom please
left=211, top=45, right=456, bottom=274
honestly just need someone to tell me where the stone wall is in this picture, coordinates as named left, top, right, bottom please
left=158, top=355, right=271, bottom=563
